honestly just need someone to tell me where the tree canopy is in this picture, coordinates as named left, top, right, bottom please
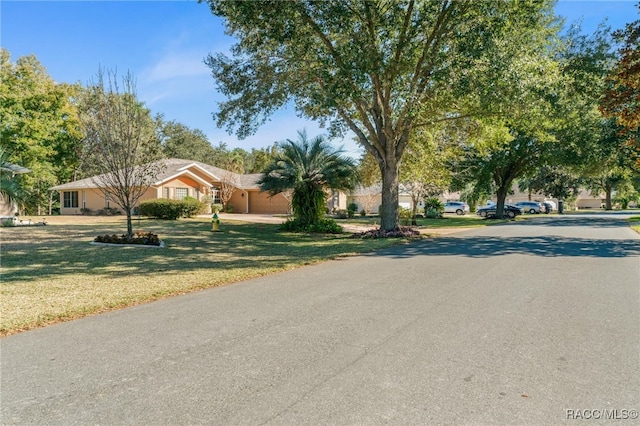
left=0, top=49, right=83, bottom=214
left=203, top=0, right=557, bottom=230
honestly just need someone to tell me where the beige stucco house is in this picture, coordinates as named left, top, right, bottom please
left=50, top=158, right=292, bottom=215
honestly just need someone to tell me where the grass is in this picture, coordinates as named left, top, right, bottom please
left=1, top=216, right=425, bottom=336
left=629, top=216, right=640, bottom=234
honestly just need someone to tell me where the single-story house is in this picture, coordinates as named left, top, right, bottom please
left=50, top=158, right=299, bottom=215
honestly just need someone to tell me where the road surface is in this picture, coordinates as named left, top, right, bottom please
left=2, top=214, right=639, bottom=424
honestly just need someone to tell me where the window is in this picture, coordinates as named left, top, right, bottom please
left=163, top=187, right=169, bottom=199
left=105, top=192, right=111, bottom=208
left=175, top=188, right=188, bottom=200
left=210, top=185, right=222, bottom=204
left=63, top=191, right=78, bottom=208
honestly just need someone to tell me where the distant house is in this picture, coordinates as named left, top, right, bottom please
left=50, top=158, right=293, bottom=215
left=0, top=162, right=30, bottom=217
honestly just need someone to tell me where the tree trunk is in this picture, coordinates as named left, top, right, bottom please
left=411, top=193, right=419, bottom=226
left=604, top=182, right=612, bottom=210
left=379, top=157, right=400, bottom=231
left=125, top=207, right=133, bottom=241
left=495, top=184, right=509, bottom=219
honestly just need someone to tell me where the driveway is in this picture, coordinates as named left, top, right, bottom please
left=2, top=215, right=639, bottom=424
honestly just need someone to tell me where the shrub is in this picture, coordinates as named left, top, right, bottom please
left=181, top=197, right=205, bottom=218
left=424, top=197, right=444, bottom=218
left=360, top=209, right=367, bottom=216
left=211, top=203, right=223, bottom=213
left=80, top=207, right=93, bottom=215
left=399, top=207, right=413, bottom=225
left=1, top=218, right=15, bottom=227
left=139, top=198, right=204, bottom=220
left=98, top=207, right=121, bottom=216
left=335, top=209, right=349, bottom=219
left=280, top=218, right=343, bottom=234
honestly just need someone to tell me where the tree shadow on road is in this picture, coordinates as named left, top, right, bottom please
left=370, top=235, right=640, bottom=259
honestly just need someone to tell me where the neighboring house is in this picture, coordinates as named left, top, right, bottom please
left=347, top=184, right=414, bottom=214
left=50, top=158, right=292, bottom=215
left=0, top=163, right=30, bottom=217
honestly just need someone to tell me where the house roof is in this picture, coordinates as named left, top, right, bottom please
left=50, top=158, right=264, bottom=191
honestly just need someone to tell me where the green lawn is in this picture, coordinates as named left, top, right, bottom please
left=630, top=216, right=640, bottom=234
left=1, top=216, right=422, bottom=336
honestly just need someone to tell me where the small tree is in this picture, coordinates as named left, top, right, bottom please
left=258, top=130, right=358, bottom=228
left=79, top=69, right=165, bottom=241
left=218, top=170, right=238, bottom=212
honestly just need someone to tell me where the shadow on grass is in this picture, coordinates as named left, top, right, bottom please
left=1, top=219, right=407, bottom=282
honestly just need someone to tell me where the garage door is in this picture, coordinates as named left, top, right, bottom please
left=248, top=191, right=290, bottom=214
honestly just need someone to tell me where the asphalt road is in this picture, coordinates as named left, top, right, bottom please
left=2, top=214, right=639, bottom=425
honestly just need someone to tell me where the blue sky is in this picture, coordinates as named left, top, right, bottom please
left=2, top=1, right=638, bottom=158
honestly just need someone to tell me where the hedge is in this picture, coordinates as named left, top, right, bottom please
left=138, top=198, right=205, bottom=220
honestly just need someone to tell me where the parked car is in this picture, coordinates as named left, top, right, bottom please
left=513, top=201, right=543, bottom=214
left=443, top=201, right=469, bottom=215
left=541, top=202, right=554, bottom=214
left=477, top=204, right=523, bottom=219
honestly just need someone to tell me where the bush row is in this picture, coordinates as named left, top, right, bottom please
left=138, top=197, right=206, bottom=220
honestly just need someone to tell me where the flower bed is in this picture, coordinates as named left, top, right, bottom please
left=94, top=231, right=161, bottom=246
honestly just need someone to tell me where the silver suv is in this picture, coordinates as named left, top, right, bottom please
left=443, top=201, right=469, bottom=215
left=514, top=201, right=542, bottom=214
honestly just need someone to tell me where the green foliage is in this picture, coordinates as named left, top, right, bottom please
left=158, top=119, right=221, bottom=164
left=347, top=202, right=358, bottom=218
left=424, top=197, right=444, bottom=213
left=1, top=218, right=15, bottom=227
left=258, top=130, right=358, bottom=228
left=424, top=197, right=444, bottom=219
left=97, top=207, right=121, bottom=216
left=1, top=49, right=82, bottom=214
left=399, top=207, right=413, bottom=226
left=280, top=218, right=343, bottom=234
left=211, top=203, right=223, bottom=213
left=335, top=209, right=349, bottom=219
left=203, top=0, right=556, bottom=231
left=139, top=199, right=204, bottom=220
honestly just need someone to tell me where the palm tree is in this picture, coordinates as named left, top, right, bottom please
left=259, top=130, right=358, bottom=226
left=0, top=147, right=27, bottom=210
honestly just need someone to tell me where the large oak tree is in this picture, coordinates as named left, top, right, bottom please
left=203, top=0, right=555, bottom=230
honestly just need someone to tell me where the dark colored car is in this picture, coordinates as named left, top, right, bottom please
left=476, top=204, right=523, bottom=219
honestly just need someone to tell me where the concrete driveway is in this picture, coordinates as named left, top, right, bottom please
left=2, top=215, right=639, bottom=424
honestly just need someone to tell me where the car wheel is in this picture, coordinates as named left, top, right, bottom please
left=507, top=210, right=515, bottom=218
left=456, top=209, right=464, bottom=215
left=479, top=211, right=487, bottom=218
left=529, top=208, right=536, bottom=214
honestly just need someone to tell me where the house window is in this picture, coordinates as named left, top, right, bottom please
left=211, top=185, right=222, bottom=204
left=105, top=192, right=111, bottom=208
left=63, top=191, right=78, bottom=208
left=163, top=187, right=169, bottom=199
left=175, top=188, right=188, bottom=200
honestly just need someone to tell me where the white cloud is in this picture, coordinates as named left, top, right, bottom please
left=141, top=51, right=209, bottom=83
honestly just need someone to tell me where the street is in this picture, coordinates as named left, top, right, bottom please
left=2, top=214, right=639, bottom=425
